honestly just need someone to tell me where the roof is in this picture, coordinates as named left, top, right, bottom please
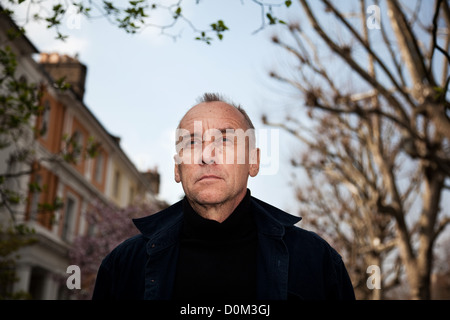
left=0, top=6, right=39, bottom=54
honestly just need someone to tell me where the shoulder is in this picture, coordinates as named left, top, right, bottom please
left=250, top=195, right=342, bottom=264
left=287, top=226, right=343, bottom=265
left=101, top=200, right=184, bottom=269
left=100, top=234, right=148, bottom=271
left=132, top=200, right=184, bottom=237
left=250, top=196, right=301, bottom=227
left=93, top=234, right=149, bottom=299
left=286, top=226, right=355, bottom=299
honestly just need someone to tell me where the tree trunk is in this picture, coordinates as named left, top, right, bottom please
left=414, top=164, right=445, bottom=299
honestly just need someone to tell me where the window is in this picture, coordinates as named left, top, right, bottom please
left=40, top=100, right=51, bottom=139
left=72, top=130, right=84, bottom=163
left=129, top=186, right=135, bottom=205
left=62, top=196, right=76, bottom=242
left=29, top=174, right=42, bottom=221
left=75, top=130, right=84, bottom=148
left=94, top=152, right=104, bottom=183
left=113, top=170, right=121, bottom=198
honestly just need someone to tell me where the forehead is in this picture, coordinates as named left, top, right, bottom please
left=179, top=102, right=247, bottom=130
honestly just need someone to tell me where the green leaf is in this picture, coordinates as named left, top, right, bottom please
left=56, top=32, right=68, bottom=41
left=285, top=0, right=292, bottom=7
left=28, top=182, right=42, bottom=193
left=266, top=13, right=277, bottom=25
left=103, top=1, right=119, bottom=14
left=54, top=77, right=71, bottom=91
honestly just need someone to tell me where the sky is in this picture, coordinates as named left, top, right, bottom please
left=10, top=0, right=305, bottom=213
left=8, top=0, right=447, bottom=222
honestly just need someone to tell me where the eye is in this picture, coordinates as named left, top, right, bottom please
left=214, top=136, right=230, bottom=145
left=190, top=139, right=201, bottom=146
left=222, top=135, right=235, bottom=145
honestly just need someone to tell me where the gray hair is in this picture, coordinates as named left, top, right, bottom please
left=196, top=92, right=255, bottom=130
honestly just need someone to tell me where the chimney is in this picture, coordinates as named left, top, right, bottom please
left=39, top=52, right=87, bottom=100
left=141, top=168, right=161, bottom=195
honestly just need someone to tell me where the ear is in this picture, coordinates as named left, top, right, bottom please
left=174, top=155, right=181, bottom=183
left=249, top=148, right=260, bottom=177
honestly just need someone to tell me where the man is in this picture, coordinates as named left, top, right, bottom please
left=92, top=93, right=355, bottom=300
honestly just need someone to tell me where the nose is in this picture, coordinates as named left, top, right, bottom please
left=202, top=142, right=216, bottom=165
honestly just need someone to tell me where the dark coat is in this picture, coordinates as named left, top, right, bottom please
left=92, top=196, right=355, bottom=300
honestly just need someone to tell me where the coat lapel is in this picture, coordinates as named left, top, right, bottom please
left=251, top=197, right=301, bottom=299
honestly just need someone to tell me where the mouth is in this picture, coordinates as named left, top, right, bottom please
left=197, top=175, right=222, bottom=182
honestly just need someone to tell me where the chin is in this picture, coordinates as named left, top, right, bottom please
left=192, top=189, right=227, bottom=205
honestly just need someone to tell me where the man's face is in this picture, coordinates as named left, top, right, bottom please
left=174, top=102, right=260, bottom=208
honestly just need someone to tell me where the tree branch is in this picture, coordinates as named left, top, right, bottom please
left=428, top=0, right=449, bottom=75
left=387, top=0, right=436, bottom=87
left=431, top=216, right=450, bottom=244
left=298, top=0, right=413, bottom=136
left=322, top=0, right=415, bottom=109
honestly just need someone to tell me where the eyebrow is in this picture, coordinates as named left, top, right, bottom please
left=184, top=132, right=202, bottom=139
left=217, top=128, right=236, bottom=134
left=184, top=128, right=236, bottom=137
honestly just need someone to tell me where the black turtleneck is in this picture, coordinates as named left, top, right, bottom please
left=172, top=190, right=258, bottom=300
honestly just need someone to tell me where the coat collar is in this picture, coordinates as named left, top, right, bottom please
left=133, top=195, right=302, bottom=239
left=132, top=200, right=184, bottom=239
left=251, top=197, right=301, bottom=237
left=133, top=197, right=302, bottom=238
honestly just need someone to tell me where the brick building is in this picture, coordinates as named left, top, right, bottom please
left=0, top=11, right=163, bottom=299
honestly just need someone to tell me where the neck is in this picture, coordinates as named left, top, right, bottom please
left=187, top=189, right=248, bottom=223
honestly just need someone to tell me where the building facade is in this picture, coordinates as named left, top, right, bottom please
left=0, top=11, right=162, bottom=299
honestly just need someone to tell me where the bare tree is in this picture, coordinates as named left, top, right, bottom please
left=265, top=0, right=450, bottom=299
